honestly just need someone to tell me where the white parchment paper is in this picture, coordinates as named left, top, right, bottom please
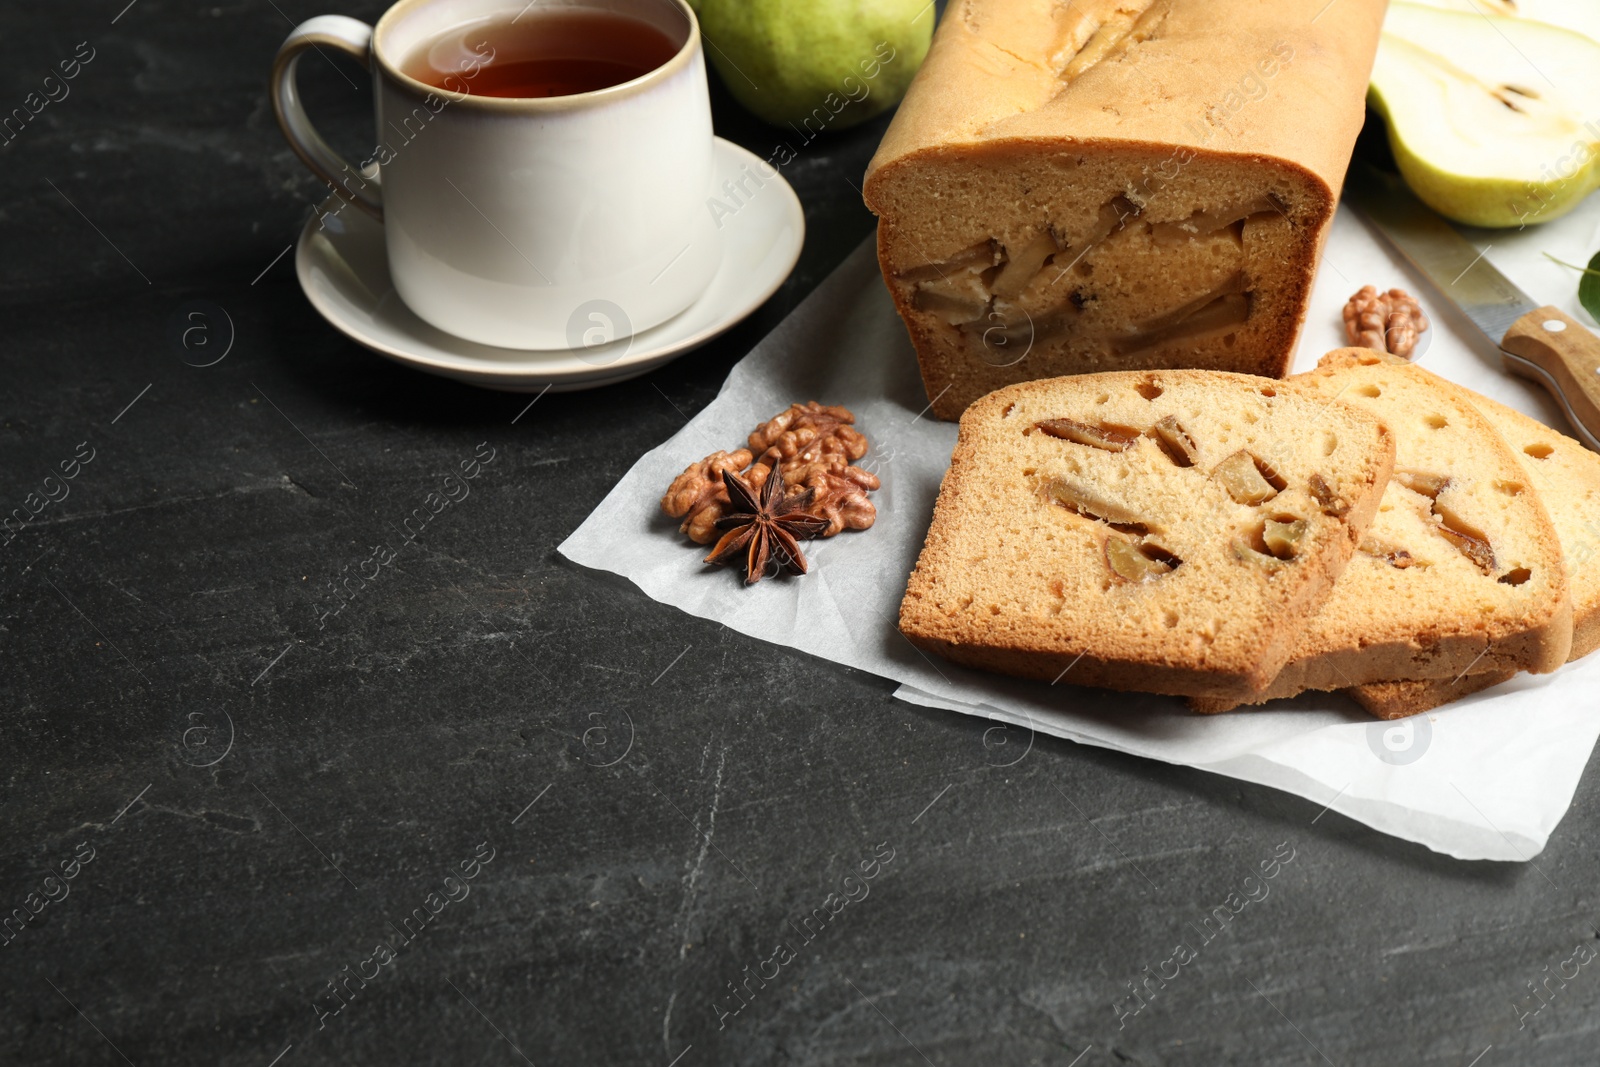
left=560, top=202, right=1600, bottom=861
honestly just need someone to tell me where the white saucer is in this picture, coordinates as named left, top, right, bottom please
left=293, top=138, right=805, bottom=392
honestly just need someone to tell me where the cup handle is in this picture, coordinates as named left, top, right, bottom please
left=270, top=15, right=383, bottom=221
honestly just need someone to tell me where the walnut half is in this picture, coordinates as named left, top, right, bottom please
left=749, top=402, right=866, bottom=468
left=793, top=462, right=879, bottom=536
left=1343, top=285, right=1429, bottom=359
left=661, top=449, right=755, bottom=543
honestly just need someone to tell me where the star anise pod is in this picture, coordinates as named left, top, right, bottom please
left=704, top=467, right=829, bottom=584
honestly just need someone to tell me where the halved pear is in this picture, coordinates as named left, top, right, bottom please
left=1404, top=0, right=1600, bottom=47
left=1369, top=2, right=1600, bottom=227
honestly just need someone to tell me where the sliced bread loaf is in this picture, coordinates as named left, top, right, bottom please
left=1192, top=350, right=1573, bottom=712
left=1350, top=393, right=1600, bottom=718
left=898, top=370, right=1394, bottom=701
left=861, top=0, right=1389, bottom=419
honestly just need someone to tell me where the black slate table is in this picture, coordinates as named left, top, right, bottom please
left=4, top=3, right=1598, bottom=1066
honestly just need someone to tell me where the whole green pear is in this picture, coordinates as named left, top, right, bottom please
left=697, top=0, right=933, bottom=130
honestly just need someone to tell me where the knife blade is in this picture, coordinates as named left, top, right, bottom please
left=1342, top=165, right=1600, bottom=453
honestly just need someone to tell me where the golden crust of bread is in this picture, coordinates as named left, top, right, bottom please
left=898, top=369, right=1394, bottom=701
left=1348, top=670, right=1519, bottom=720
left=865, top=0, right=1385, bottom=193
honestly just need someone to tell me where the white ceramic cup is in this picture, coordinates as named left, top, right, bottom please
left=271, top=0, right=721, bottom=350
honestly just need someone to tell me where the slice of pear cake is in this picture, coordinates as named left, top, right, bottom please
left=899, top=370, right=1394, bottom=702
left=1191, top=350, right=1573, bottom=712
left=1350, top=390, right=1600, bottom=718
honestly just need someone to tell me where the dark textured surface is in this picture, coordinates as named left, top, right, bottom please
left=3, top=3, right=1600, bottom=1066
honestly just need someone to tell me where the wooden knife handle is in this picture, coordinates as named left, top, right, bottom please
left=1501, top=306, right=1600, bottom=451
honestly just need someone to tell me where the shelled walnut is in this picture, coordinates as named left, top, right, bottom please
left=790, top=462, right=879, bottom=536
left=1343, top=285, right=1429, bottom=359
left=661, top=449, right=755, bottom=543
left=749, top=402, right=866, bottom=467
left=661, top=402, right=879, bottom=552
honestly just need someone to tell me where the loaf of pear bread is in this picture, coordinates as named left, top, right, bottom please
left=898, top=370, right=1395, bottom=702
left=862, top=0, right=1389, bottom=420
left=1190, top=351, right=1574, bottom=713
left=1350, top=392, right=1600, bottom=719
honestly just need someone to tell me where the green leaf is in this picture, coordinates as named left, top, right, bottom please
left=1581, top=252, right=1600, bottom=323
left=1544, top=251, right=1600, bottom=320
